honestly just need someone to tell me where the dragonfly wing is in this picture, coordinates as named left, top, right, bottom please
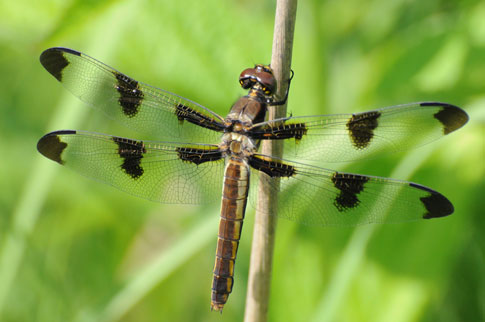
left=248, top=154, right=452, bottom=226
left=37, top=130, right=225, bottom=204
left=250, top=102, right=468, bottom=162
left=40, top=47, right=226, bottom=143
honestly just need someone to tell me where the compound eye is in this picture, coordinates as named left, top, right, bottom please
left=239, top=67, right=257, bottom=88
left=257, top=72, right=276, bottom=95
left=239, top=66, right=276, bottom=94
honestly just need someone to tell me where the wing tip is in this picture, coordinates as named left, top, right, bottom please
left=409, top=182, right=454, bottom=219
left=420, top=102, right=469, bottom=134
left=37, top=130, right=75, bottom=164
left=40, top=47, right=81, bottom=82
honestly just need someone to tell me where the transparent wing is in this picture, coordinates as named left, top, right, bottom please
left=248, top=154, right=453, bottom=226
left=37, top=130, right=225, bottom=204
left=40, top=47, right=226, bottom=143
left=250, top=102, right=468, bottom=162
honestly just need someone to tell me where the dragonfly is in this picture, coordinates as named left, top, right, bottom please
left=37, top=47, right=468, bottom=311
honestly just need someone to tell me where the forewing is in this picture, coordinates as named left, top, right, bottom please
left=250, top=102, right=468, bottom=162
left=248, top=154, right=453, bottom=226
left=40, top=47, right=226, bottom=143
left=37, top=130, right=225, bottom=204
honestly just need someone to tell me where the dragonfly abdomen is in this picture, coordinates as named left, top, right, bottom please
left=211, top=159, right=250, bottom=311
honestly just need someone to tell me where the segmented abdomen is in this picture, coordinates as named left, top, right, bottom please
left=211, top=158, right=250, bottom=311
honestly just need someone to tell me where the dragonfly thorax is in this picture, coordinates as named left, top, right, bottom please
left=226, top=95, right=268, bottom=129
left=219, top=132, right=256, bottom=159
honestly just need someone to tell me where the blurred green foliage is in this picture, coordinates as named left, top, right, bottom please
left=0, top=0, right=484, bottom=321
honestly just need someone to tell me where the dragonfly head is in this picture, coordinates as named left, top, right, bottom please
left=239, top=64, right=276, bottom=96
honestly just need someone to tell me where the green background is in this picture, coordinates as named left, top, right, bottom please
left=0, top=0, right=484, bottom=321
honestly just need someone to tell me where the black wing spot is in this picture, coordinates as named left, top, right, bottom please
left=175, top=103, right=226, bottom=132
left=112, top=137, right=146, bottom=179
left=37, top=130, right=75, bottom=164
left=347, top=111, right=381, bottom=149
left=409, top=183, right=454, bottom=218
left=420, top=102, right=469, bottom=135
left=176, top=147, right=223, bottom=165
left=248, top=155, right=295, bottom=178
left=251, top=122, right=308, bottom=140
left=113, top=72, right=144, bottom=118
left=284, top=123, right=308, bottom=140
left=40, top=48, right=77, bottom=82
left=332, top=172, right=369, bottom=212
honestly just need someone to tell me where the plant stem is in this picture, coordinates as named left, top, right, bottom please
left=243, top=1, right=297, bottom=321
